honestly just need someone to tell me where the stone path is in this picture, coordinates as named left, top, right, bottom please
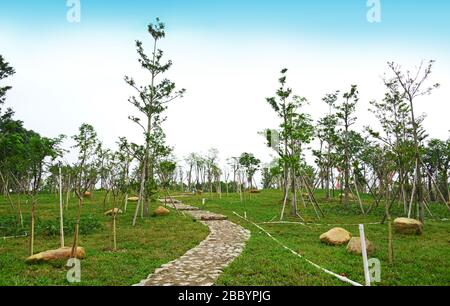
left=133, top=201, right=251, bottom=287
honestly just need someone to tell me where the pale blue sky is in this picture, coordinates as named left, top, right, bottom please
left=1, top=1, right=449, bottom=167
left=1, top=1, right=450, bottom=44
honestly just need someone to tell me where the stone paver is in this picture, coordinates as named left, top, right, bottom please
left=134, top=202, right=250, bottom=287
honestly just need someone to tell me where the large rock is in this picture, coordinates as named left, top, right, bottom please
left=26, top=247, right=86, bottom=263
left=128, top=196, right=139, bottom=202
left=394, top=218, right=423, bottom=235
left=84, top=191, right=92, bottom=198
left=154, top=206, right=170, bottom=217
left=104, top=208, right=123, bottom=216
left=320, top=227, right=352, bottom=246
left=347, top=237, right=375, bottom=255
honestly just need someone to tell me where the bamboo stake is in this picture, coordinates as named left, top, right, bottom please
left=408, top=160, right=418, bottom=218
left=124, top=194, right=129, bottom=213
left=353, top=172, right=365, bottom=215
left=113, top=213, right=117, bottom=251
left=65, top=174, right=71, bottom=211
left=29, top=198, right=36, bottom=256
left=59, top=167, right=65, bottom=248
left=359, top=224, right=371, bottom=286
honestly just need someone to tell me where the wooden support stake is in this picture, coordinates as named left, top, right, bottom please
left=59, top=167, right=65, bottom=248
left=359, top=224, right=371, bottom=286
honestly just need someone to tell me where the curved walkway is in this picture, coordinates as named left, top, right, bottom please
left=134, top=202, right=251, bottom=286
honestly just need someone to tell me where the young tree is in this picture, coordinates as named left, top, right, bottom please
left=266, top=68, right=314, bottom=218
left=424, top=139, right=450, bottom=203
left=314, top=92, right=339, bottom=199
left=367, top=82, right=416, bottom=214
left=334, top=85, right=359, bottom=207
left=184, top=153, right=197, bottom=192
left=239, top=153, right=261, bottom=190
left=205, top=149, right=220, bottom=195
left=386, top=60, right=440, bottom=222
left=70, top=123, right=99, bottom=257
left=116, top=137, right=134, bottom=212
left=125, top=18, right=185, bottom=225
left=262, top=159, right=283, bottom=190
left=0, top=55, right=15, bottom=105
left=27, top=134, right=62, bottom=255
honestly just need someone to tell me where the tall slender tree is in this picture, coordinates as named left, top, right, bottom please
left=266, top=68, right=313, bottom=218
left=386, top=60, right=440, bottom=222
left=125, top=18, right=185, bottom=226
left=71, top=123, right=99, bottom=257
left=334, top=85, right=359, bottom=207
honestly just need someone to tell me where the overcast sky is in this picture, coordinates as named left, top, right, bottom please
left=1, top=0, right=449, bottom=170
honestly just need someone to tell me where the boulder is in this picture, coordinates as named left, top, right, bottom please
left=26, top=247, right=85, bottom=263
left=84, top=191, right=92, bottom=198
left=104, top=208, right=123, bottom=216
left=394, top=218, right=423, bottom=235
left=154, top=206, right=170, bottom=216
left=128, top=197, right=139, bottom=202
left=320, top=227, right=352, bottom=246
left=346, top=237, right=375, bottom=255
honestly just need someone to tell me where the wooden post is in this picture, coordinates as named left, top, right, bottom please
left=65, top=174, right=71, bottom=211
left=124, top=194, right=129, bottom=213
left=59, top=167, right=65, bottom=248
left=408, top=164, right=417, bottom=218
left=359, top=224, right=371, bottom=286
left=353, top=172, right=365, bottom=215
left=113, top=213, right=117, bottom=251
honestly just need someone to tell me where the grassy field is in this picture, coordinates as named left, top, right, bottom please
left=1, top=190, right=449, bottom=286
left=182, top=190, right=450, bottom=286
left=0, top=192, right=209, bottom=286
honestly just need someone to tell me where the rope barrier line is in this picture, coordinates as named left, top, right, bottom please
left=233, top=212, right=363, bottom=287
left=1, top=232, right=28, bottom=240
left=259, top=221, right=382, bottom=227
left=258, top=221, right=313, bottom=228
left=428, top=218, right=449, bottom=222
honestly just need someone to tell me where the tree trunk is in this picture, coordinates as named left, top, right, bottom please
left=291, top=172, right=297, bottom=217
left=29, top=197, right=36, bottom=256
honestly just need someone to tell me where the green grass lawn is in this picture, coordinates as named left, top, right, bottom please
left=0, top=192, right=209, bottom=286
left=181, top=190, right=450, bottom=286
left=1, top=190, right=449, bottom=286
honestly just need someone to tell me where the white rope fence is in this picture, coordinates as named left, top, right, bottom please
left=233, top=212, right=363, bottom=287
left=2, top=232, right=28, bottom=240
left=259, top=221, right=381, bottom=227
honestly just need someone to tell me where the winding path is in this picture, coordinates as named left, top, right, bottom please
left=133, top=202, right=251, bottom=287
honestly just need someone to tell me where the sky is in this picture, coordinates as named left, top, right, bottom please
left=1, top=0, right=450, bottom=171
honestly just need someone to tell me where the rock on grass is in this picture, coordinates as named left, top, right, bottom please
left=154, top=206, right=170, bottom=217
left=394, top=218, right=423, bottom=235
left=346, top=237, right=375, bottom=255
left=26, top=247, right=86, bottom=263
left=320, top=227, right=352, bottom=246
